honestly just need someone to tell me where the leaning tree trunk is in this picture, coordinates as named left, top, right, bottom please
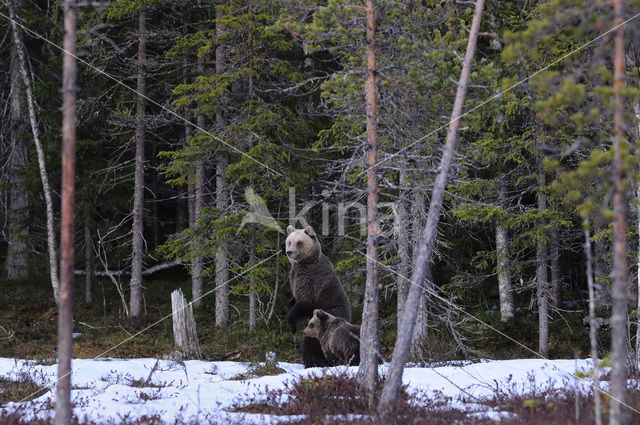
left=129, top=10, right=146, bottom=318
left=357, top=0, right=380, bottom=406
left=215, top=7, right=230, bottom=327
left=6, top=26, right=29, bottom=281
left=609, top=1, right=629, bottom=423
left=585, top=226, right=602, bottom=425
left=496, top=177, right=514, bottom=321
left=378, top=0, right=485, bottom=414
left=7, top=0, right=60, bottom=303
left=536, top=147, right=549, bottom=357
left=56, top=0, right=77, bottom=422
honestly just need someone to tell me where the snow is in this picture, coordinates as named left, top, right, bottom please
left=0, top=356, right=596, bottom=423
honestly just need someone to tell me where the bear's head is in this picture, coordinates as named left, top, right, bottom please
left=285, top=225, right=319, bottom=263
left=302, top=309, right=332, bottom=339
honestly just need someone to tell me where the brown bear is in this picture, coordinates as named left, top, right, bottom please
left=303, top=309, right=360, bottom=366
left=285, top=225, right=351, bottom=368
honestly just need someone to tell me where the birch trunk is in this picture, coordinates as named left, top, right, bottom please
left=7, top=0, right=60, bottom=303
left=6, top=26, right=29, bottom=281
left=585, top=227, right=602, bottom=425
left=357, top=0, right=380, bottom=404
left=129, top=10, right=146, bottom=318
left=609, top=1, right=629, bottom=422
left=56, top=0, right=77, bottom=422
left=215, top=8, right=230, bottom=327
left=378, top=0, right=485, bottom=413
left=536, top=150, right=549, bottom=357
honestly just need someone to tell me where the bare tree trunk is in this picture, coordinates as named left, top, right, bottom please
left=357, top=0, right=380, bottom=406
left=56, top=0, right=77, bottom=422
left=7, top=0, right=60, bottom=303
left=378, top=0, right=485, bottom=414
left=609, top=1, right=629, bottom=423
left=129, top=10, right=146, bottom=318
left=632, top=77, right=640, bottom=373
left=496, top=221, right=514, bottom=321
left=84, top=215, right=94, bottom=304
left=396, top=168, right=410, bottom=331
left=249, top=233, right=257, bottom=331
left=536, top=150, right=549, bottom=357
left=585, top=227, right=602, bottom=425
left=410, top=180, right=428, bottom=358
left=496, top=178, right=514, bottom=321
left=215, top=7, right=230, bottom=327
left=6, top=25, right=29, bottom=281
left=190, top=50, right=205, bottom=309
left=550, top=225, right=561, bottom=309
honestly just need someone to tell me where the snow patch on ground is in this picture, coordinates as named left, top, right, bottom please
left=0, top=357, right=595, bottom=423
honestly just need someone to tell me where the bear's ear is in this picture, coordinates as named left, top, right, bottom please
left=304, top=226, right=316, bottom=237
left=287, top=225, right=296, bottom=235
left=313, top=309, right=328, bottom=321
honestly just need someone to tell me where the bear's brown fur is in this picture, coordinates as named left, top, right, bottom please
left=303, top=309, right=360, bottom=366
left=285, top=225, right=351, bottom=367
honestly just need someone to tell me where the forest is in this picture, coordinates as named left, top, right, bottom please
left=2, top=0, right=640, bottom=423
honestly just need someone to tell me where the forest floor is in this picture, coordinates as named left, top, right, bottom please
left=0, top=272, right=600, bottom=364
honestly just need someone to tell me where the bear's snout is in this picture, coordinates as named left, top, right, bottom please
left=286, top=250, right=293, bottom=257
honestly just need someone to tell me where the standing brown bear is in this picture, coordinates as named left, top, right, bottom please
left=303, top=309, right=360, bottom=366
left=285, top=225, right=351, bottom=367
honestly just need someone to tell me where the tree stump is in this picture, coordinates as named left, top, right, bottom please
left=171, top=289, right=201, bottom=359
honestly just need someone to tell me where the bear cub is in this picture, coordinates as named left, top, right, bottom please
left=303, top=309, right=360, bottom=366
left=285, top=225, right=351, bottom=368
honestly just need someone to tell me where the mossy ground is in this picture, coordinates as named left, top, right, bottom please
left=0, top=271, right=601, bottom=363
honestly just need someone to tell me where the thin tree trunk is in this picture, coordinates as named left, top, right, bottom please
left=536, top=149, right=549, bottom=357
left=249, top=233, right=257, bottom=331
left=215, top=7, right=230, bottom=327
left=609, top=1, right=628, bottom=423
left=496, top=221, right=514, bottom=321
left=56, top=0, right=76, bottom=422
left=84, top=215, right=94, bottom=304
left=357, top=0, right=380, bottom=406
left=633, top=81, right=640, bottom=373
left=550, top=225, right=561, bottom=308
left=585, top=227, right=602, bottom=425
left=129, top=10, right=146, bottom=318
left=6, top=25, right=29, bottom=281
left=378, top=0, right=485, bottom=414
left=396, top=168, right=410, bottom=331
left=7, top=0, right=60, bottom=303
left=496, top=177, right=514, bottom=321
left=191, top=50, right=204, bottom=309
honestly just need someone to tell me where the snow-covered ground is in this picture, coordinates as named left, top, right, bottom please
left=0, top=357, right=596, bottom=423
